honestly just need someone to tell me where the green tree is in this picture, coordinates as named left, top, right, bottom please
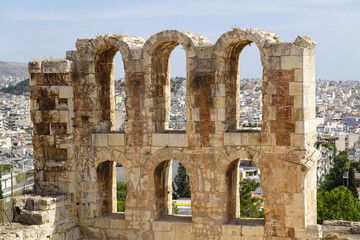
left=351, top=161, right=360, bottom=172
left=320, top=150, right=348, bottom=191
left=348, top=167, right=358, bottom=199
left=116, top=182, right=127, bottom=212
left=240, top=179, right=264, bottom=218
left=317, top=186, right=360, bottom=224
left=172, top=201, right=179, bottom=214
left=0, top=165, right=11, bottom=199
left=174, top=163, right=191, bottom=198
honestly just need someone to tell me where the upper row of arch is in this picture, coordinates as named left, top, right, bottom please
left=75, top=28, right=281, bottom=65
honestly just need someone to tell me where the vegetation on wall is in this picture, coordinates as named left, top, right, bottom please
left=190, top=76, right=207, bottom=91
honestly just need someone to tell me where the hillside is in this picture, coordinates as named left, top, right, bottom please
left=0, top=78, right=29, bottom=95
left=0, top=61, right=28, bottom=79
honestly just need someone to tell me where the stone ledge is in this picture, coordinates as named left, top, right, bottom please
left=42, top=60, right=75, bottom=73
left=14, top=194, right=67, bottom=211
left=222, top=219, right=265, bottom=238
left=224, top=132, right=261, bottom=146
left=153, top=216, right=192, bottom=235
left=152, top=133, right=188, bottom=147
left=92, top=132, right=125, bottom=147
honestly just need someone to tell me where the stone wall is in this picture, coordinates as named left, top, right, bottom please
left=24, top=28, right=321, bottom=239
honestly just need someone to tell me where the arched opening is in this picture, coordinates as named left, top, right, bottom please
left=238, top=45, right=262, bottom=130
left=151, top=41, right=187, bottom=132
left=97, top=161, right=117, bottom=215
left=172, top=160, right=191, bottom=215
left=154, top=160, right=192, bottom=220
left=114, top=53, right=126, bottom=132
left=169, top=46, right=186, bottom=131
left=96, top=160, right=127, bottom=216
left=225, top=40, right=263, bottom=131
left=95, top=46, right=126, bottom=132
left=115, top=162, right=127, bottom=213
left=226, top=159, right=263, bottom=222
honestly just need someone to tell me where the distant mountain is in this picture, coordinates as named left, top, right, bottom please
left=0, top=61, right=28, bottom=80
left=0, top=78, right=29, bottom=95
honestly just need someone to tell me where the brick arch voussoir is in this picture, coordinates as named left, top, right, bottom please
left=213, top=28, right=278, bottom=64
left=226, top=147, right=263, bottom=172
left=94, top=147, right=127, bottom=169
left=142, top=30, right=211, bottom=68
left=76, top=35, right=143, bottom=65
left=93, top=147, right=130, bottom=189
left=146, top=147, right=193, bottom=176
left=114, top=36, right=145, bottom=62
left=146, top=147, right=196, bottom=197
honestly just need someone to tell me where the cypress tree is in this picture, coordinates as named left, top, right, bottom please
left=174, top=163, right=191, bottom=198
left=348, top=167, right=358, bottom=199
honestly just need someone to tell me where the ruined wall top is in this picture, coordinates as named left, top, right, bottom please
left=28, top=28, right=316, bottom=73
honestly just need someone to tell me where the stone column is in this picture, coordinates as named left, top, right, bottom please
left=29, top=60, right=75, bottom=195
left=260, top=36, right=321, bottom=239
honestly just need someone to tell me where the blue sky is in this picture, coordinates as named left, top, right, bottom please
left=0, top=0, right=359, bottom=80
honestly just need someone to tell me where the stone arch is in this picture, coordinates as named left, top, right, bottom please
left=93, top=147, right=128, bottom=215
left=145, top=147, right=195, bottom=219
left=213, top=28, right=279, bottom=131
left=226, top=159, right=241, bottom=220
left=146, top=147, right=193, bottom=174
left=224, top=148, right=264, bottom=221
left=142, top=30, right=211, bottom=132
left=142, top=30, right=211, bottom=63
left=76, top=35, right=144, bottom=63
left=227, top=147, right=260, bottom=168
left=94, top=147, right=128, bottom=169
left=75, top=35, right=144, bottom=132
left=213, top=28, right=279, bottom=63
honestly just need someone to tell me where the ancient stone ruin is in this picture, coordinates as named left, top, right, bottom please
left=7, top=28, right=322, bottom=239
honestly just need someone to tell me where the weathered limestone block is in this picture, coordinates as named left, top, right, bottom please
left=42, top=60, right=75, bottom=73
left=224, top=132, right=242, bottom=146
left=294, top=35, right=316, bottom=49
left=242, top=225, right=265, bottom=236
left=58, top=86, right=74, bottom=99
left=18, top=210, right=49, bottom=225
left=108, top=133, right=125, bottom=146
left=29, top=61, right=42, bottom=73
left=271, top=42, right=292, bottom=56
left=92, top=133, right=109, bottom=146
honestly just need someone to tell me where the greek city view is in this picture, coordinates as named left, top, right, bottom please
left=0, top=0, right=359, bottom=239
